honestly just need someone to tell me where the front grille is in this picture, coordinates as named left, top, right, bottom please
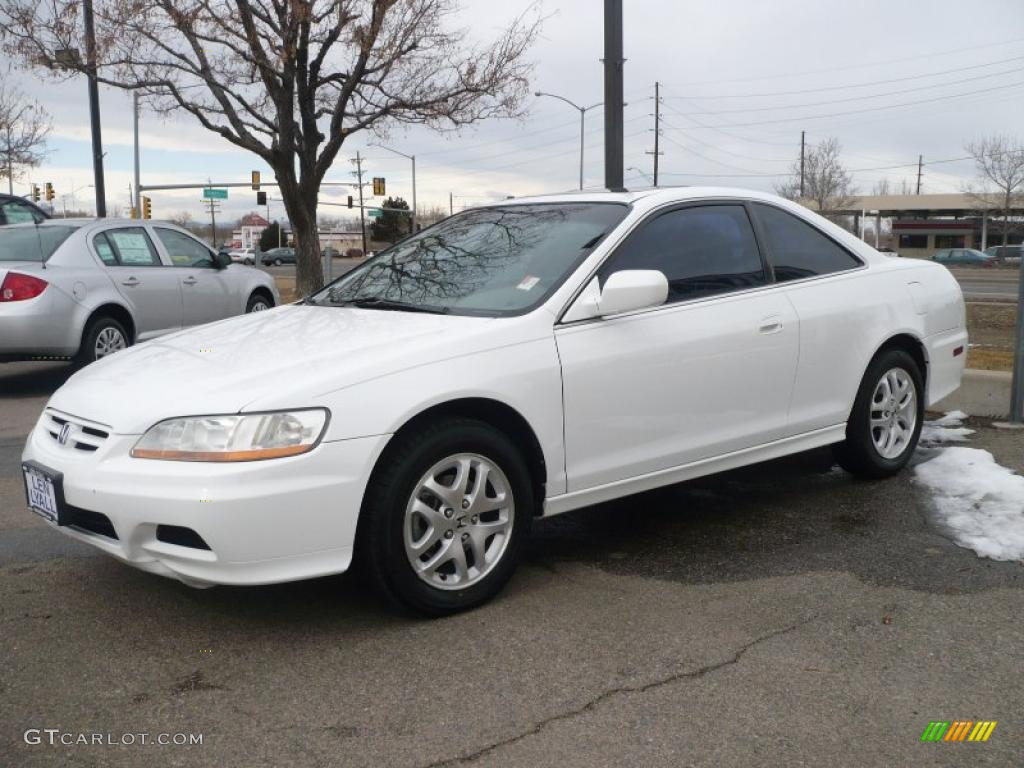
left=156, top=525, right=211, bottom=550
left=66, top=507, right=118, bottom=540
left=42, top=410, right=110, bottom=453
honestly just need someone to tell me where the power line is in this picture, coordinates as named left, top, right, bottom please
left=665, top=54, right=1024, bottom=99
left=695, top=79, right=1024, bottom=128
left=658, top=36, right=1024, bottom=88
left=658, top=116, right=792, bottom=163
left=664, top=66, right=1024, bottom=116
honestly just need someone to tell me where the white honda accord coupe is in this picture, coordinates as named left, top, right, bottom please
left=21, top=188, right=966, bottom=615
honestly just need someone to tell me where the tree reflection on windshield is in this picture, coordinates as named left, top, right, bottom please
left=311, top=203, right=628, bottom=316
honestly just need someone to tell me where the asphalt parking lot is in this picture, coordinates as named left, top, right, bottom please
left=1, top=361, right=1022, bottom=767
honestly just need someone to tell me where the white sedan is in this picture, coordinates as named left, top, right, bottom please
left=21, top=189, right=966, bottom=615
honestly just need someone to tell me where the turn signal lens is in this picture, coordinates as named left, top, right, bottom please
left=131, top=409, right=329, bottom=461
left=0, top=272, right=48, bottom=302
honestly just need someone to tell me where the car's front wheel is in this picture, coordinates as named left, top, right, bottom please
left=358, top=418, right=533, bottom=616
left=76, top=316, right=130, bottom=366
left=273, top=258, right=282, bottom=266
left=834, top=347, right=924, bottom=479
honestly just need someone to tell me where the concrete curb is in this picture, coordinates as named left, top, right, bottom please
left=933, top=369, right=1012, bottom=418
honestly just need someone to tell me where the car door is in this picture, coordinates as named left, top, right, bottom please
left=153, top=226, right=234, bottom=325
left=95, top=227, right=183, bottom=338
left=747, top=202, right=870, bottom=436
left=555, top=202, right=799, bottom=492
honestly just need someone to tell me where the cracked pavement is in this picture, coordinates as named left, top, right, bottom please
left=1, top=361, right=1022, bottom=767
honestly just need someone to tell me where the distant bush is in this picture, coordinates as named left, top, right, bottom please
left=345, top=248, right=363, bottom=259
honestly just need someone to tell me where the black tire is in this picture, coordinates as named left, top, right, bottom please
left=833, top=348, right=924, bottom=479
left=245, top=292, right=273, bottom=313
left=273, top=258, right=282, bottom=266
left=357, top=418, right=534, bottom=617
left=75, top=315, right=130, bottom=366
left=244, top=258, right=254, bottom=265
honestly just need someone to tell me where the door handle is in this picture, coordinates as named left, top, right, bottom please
left=182, top=277, right=198, bottom=286
left=121, top=277, right=140, bottom=287
left=759, top=315, right=782, bottom=334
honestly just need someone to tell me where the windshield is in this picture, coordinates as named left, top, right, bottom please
left=0, top=225, right=78, bottom=262
left=309, top=202, right=628, bottom=316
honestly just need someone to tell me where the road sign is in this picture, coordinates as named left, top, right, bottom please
left=367, top=208, right=383, bottom=218
left=202, top=188, right=228, bottom=199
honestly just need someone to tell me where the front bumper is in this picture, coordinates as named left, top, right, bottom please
left=22, top=411, right=389, bottom=587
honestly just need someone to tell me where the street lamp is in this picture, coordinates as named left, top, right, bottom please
left=370, top=143, right=417, bottom=234
left=534, top=91, right=602, bottom=190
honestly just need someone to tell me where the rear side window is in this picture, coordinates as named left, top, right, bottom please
left=102, top=228, right=161, bottom=266
left=2, top=200, right=45, bottom=225
left=752, top=204, right=861, bottom=282
left=600, top=204, right=765, bottom=304
left=93, top=233, right=118, bottom=266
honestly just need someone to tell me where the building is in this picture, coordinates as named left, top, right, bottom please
left=319, top=228, right=363, bottom=254
left=231, top=212, right=271, bottom=250
left=808, top=193, right=1024, bottom=258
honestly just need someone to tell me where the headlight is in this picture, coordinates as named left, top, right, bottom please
left=130, top=409, right=329, bottom=461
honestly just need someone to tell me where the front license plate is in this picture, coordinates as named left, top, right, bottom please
left=23, top=465, right=60, bottom=525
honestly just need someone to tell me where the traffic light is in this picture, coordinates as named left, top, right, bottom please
left=251, top=170, right=260, bottom=190
left=256, top=191, right=267, bottom=206
left=31, top=184, right=39, bottom=202
left=372, top=177, right=385, bottom=196
left=347, top=195, right=353, bottom=209
left=44, top=182, right=54, bottom=201
left=141, top=196, right=152, bottom=219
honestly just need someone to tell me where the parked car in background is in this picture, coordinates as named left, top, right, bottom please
left=0, top=193, right=50, bottom=225
left=932, top=248, right=997, bottom=267
left=876, top=246, right=900, bottom=258
left=1, top=219, right=278, bottom=365
left=262, top=246, right=296, bottom=266
left=229, top=247, right=257, bottom=265
left=983, top=244, right=1023, bottom=265
left=21, top=189, right=966, bottom=615
left=321, top=246, right=341, bottom=259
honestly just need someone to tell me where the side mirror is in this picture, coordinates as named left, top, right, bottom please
left=596, top=269, right=668, bottom=316
left=214, top=252, right=232, bottom=269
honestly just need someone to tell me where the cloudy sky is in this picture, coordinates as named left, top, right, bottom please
left=11, top=0, right=1024, bottom=223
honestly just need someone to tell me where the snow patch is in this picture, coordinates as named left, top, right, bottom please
left=914, top=447, right=1024, bottom=562
left=920, top=410, right=974, bottom=445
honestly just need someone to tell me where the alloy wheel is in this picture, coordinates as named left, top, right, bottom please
left=403, top=453, right=514, bottom=590
left=870, top=367, right=916, bottom=459
left=94, top=326, right=126, bottom=359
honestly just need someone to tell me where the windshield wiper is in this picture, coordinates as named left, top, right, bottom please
left=343, top=296, right=449, bottom=314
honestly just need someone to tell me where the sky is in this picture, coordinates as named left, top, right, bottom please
left=8, top=0, right=1024, bottom=224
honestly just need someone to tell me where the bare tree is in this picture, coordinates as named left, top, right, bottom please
left=0, top=1, right=540, bottom=293
left=871, top=178, right=890, bottom=196
left=965, top=134, right=1024, bottom=248
left=0, top=81, right=50, bottom=195
left=170, top=210, right=194, bottom=228
left=776, top=137, right=855, bottom=218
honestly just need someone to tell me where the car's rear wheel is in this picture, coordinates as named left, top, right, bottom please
left=358, top=418, right=533, bottom=616
left=246, top=293, right=272, bottom=313
left=244, top=258, right=254, bottom=265
left=273, top=258, right=282, bottom=266
left=76, top=316, right=130, bottom=366
left=833, top=348, right=924, bottom=479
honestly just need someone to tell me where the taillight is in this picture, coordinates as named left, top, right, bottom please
left=0, top=272, right=48, bottom=302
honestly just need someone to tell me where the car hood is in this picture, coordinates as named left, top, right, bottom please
left=47, top=305, right=504, bottom=434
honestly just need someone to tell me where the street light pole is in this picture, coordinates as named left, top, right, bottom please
left=534, top=92, right=602, bottom=190
left=371, top=143, right=417, bottom=233
left=82, top=0, right=106, bottom=217
left=132, top=90, right=141, bottom=217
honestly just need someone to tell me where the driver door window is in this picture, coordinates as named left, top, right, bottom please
left=155, top=228, right=216, bottom=267
left=598, top=204, right=766, bottom=305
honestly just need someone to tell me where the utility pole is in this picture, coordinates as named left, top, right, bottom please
left=645, top=81, right=662, bottom=187
left=5, top=127, right=12, bottom=195
left=1011, top=265, right=1024, bottom=423
left=82, top=0, right=106, bottom=217
left=799, top=130, right=805, bottom=198
left=916, top=155, right=923, bottom=194
left=132, top=90, right=141, bottom=217
left=208, top=200, right=217, bottom=248
left=603, top=0, right=625, bottom=192
left=352, top=151, right=367, bottom=255
left=449, top=191, right=454, bottom=215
